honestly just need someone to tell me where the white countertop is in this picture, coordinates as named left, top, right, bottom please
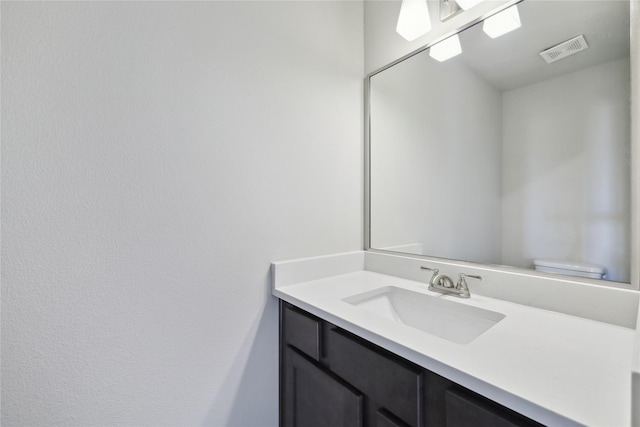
left=273, top=263, right=636, bottom=427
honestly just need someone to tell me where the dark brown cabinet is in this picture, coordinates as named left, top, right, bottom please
left=280, top=301, right=544, bottom=427
left=445, top=388, right=542, bottom=427
left=284, top=347, right=363, bottom=427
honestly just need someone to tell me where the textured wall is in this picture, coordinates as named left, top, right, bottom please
left=1, top=1, right=363, bottom=425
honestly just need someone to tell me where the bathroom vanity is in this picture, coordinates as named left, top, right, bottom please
left=272, top=251, right=639, bottom=427
left=281, top=301, right=543, bottom=427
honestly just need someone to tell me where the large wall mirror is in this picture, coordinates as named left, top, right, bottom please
left=367, top=0, right=633, bottom=284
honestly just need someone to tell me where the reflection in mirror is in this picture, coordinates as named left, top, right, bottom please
left=369, top=0, right=631, bottom=283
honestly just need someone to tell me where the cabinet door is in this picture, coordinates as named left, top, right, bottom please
left=445, top=388, right=543, bottom=427
left=283, top=347, right=363, bottom=427
left=326, top=328, right=423, bottom=427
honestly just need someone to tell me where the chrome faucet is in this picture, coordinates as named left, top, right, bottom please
left=420, top=267, right=482, bottom=298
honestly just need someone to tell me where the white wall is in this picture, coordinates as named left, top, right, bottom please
left=370, top=54, right=502, bottom=263
left=1, top=2, right=363, bottom=425
left=501, top=58, right=631, bottom=282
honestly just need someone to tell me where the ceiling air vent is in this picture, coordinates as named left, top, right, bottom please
left=539, top=35, right=589, bottom=64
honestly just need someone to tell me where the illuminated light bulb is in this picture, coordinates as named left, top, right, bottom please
left=429, top=34, right=462, bottom=62
left=455, top=0, right=485, bottom=11
left=396, top=0, right=432, bottom=42
left=482, top=5, right=521, bottom=39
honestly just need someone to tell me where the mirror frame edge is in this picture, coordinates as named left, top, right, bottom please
left=631, top=0, right=639, bottom=290
left=364, top=0, right=640, bottom=291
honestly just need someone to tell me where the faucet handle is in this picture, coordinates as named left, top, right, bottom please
left=458, top=273, right=482, bottom=281
left=421, top=266, right=440, bottom=285
left=456, top=273, right=482, bottom=298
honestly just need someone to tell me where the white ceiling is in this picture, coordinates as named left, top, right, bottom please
left=438, top=0, right=630, bottom=92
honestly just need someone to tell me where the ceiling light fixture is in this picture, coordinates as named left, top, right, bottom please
left=396, top=0, right=432, bottom=42
left=482, top=4, right=521, bottom=38
left=429, top=34, right=462, bottom=62
left=455, top=0, right=485, bottom=11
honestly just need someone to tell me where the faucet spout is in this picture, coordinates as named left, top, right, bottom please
left=421, top=266, right=455, bottom=294
left=432, top=273, right=455, bottom=289
left=420, top=267, right=482, bottom=298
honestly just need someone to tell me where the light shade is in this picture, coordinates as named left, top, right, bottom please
left=396, top=0, right=432, bottom=42
left=429, top=34, right=462, bottom=62
left=455, top=0, right=484, bottom=11
left=482, top=5, right=521, bottom=38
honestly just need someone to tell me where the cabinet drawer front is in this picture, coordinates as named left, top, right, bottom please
left=285, top=348, right=363, bottom=427
left=327, top=328, right=423, bottom=427
left=445, top=388, right=543, bottom=427
left=284, top=305, right=321, bottom=361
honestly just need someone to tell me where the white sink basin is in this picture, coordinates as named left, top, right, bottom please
left=343, top=286, right=505, bottom=344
